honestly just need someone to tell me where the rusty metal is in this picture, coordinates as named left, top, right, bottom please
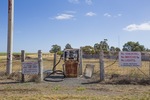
left=64, top=60, right=78, bottom=77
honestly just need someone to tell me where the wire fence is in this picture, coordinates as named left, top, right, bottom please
left=82, top=52, right=150, bottom=84
left=0, top=53, right=62, bottom=82
left=0, top=52, right=150, bottom=84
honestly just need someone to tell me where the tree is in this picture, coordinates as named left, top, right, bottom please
left=49, top=44, right=61, bottom=53
left=94, top=39, right=109, bottom=54
left=115, top=47, right=121, bottom=52
left=94, top=43, right=100, bottom=54
left=100, top=39, right=109, bottom=52
left=145, top=48, right=150, bottom=52
left=82, top=46, right=95, bottom=54
left=110, top=46, right=115, bottom=52
left=122, top=41, right=145, bottom=51
left=65, top=43, right=72, bottom=49
left=110, top=46, right=120, bottom=52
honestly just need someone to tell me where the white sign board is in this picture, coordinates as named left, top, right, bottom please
left=119, top=52, right=141, bottom=67
left=22, top=62, right=39, bottom=74
left=84, top=64, right=95, bottom=78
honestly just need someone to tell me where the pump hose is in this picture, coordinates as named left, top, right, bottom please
left=52, top=54, right=63, bottom=72
left=44, top=54, right=65, bottom=82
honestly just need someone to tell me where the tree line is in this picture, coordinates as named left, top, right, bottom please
left=50, top=40, right=150, bottom=55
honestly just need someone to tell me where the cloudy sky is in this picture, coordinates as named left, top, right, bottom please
left=0, top=0, right=150, bottom=52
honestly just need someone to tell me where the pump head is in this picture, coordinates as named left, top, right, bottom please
left=63, top=49, right=80, bottom=61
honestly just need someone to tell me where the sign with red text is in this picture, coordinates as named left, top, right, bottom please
left=119, top=52, right=141, bottom=67
left=22, top=62, right=39, bottom=74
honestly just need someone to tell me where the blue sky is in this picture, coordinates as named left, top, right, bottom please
left=1, top=0, right=150, bottom=52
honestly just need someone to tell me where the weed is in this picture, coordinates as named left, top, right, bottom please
left=52, top=85, right=61, bottom=91
left=4, top=85, right=12, bottom=90
left=76, top=86, right=86, bottom=92
left=7, top=72, right=22, bottom=81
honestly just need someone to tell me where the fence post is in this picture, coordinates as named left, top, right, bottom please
left=38, top=50, right=43, bottom=82
left=99, top=50, right=105, bottom=81
left=149, top=53, right=150, bottom=78
left=79, top=48, right=83, bottom=75
left=21, top=50, right=25, bottom=82
left=53, top=53, right=57, bottom=71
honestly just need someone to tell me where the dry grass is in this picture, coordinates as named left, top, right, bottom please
left=1, top=95, right=147, bottom=100
left=0, top=54, right=150, bottom=81
left=0, top=82, right=149, bottom=100
left=0, top=56, right=6, bottom=60
left=0, top=54, right=150, bottom=99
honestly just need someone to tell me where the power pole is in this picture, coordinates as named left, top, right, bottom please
left=7, top=0, right=14, bottom=74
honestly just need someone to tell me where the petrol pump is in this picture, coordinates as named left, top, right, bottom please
left=63, top=49, right=80, bottom=77
left=44, top=48, right=82, bottom=82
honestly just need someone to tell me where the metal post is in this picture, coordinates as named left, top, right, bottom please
left=7, top=0, right=14, bottom=74
left=79, top=48, right=83, bottom=75
left=38, top=50, right=43, bottom=82
left=21, top=50, right=25, bottom=82
left=99, top=50, right=105, bottom=81
left=53, top=53, right=57, bottom=71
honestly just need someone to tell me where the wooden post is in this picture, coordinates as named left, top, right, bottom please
left=38, top=50, right=43, bottom=82
left=21, top=50, right=25, bottom=82
left=99, top=50, right=105, bottom=81
left=53, top=53, right=57, bottom=71
left=79, top=48, right=83, bottom=75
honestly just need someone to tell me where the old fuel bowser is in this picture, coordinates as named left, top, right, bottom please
left=63, top=49, right=80, bottom=78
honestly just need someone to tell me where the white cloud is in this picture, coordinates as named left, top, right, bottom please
left=104, top=13, right=122, bottom=18
left=123, top=22, right=150, bottom=31
left=114, top=14, right=122, bottom=18
left=65, top=11, right=76, bottom=14
left=68, top=0, right=93, bottom=5
left=55, top=14, right=74, bottom=20
left=85, top=0, right=93, bottom=5
left=117, top=14, right=122, bottom=17
left=104, top=13, right=111, bottom=17
left=68, top=0, right=79, bottom=4
left=86, top=12, right=96, bottom=16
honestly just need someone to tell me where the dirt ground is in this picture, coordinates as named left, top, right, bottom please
left=0, top=77, right=149, bottom=100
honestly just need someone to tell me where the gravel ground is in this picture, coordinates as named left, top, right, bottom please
left=0, top=72, right=150, bottom=100
left=0, top=76, right=149, bottom=100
